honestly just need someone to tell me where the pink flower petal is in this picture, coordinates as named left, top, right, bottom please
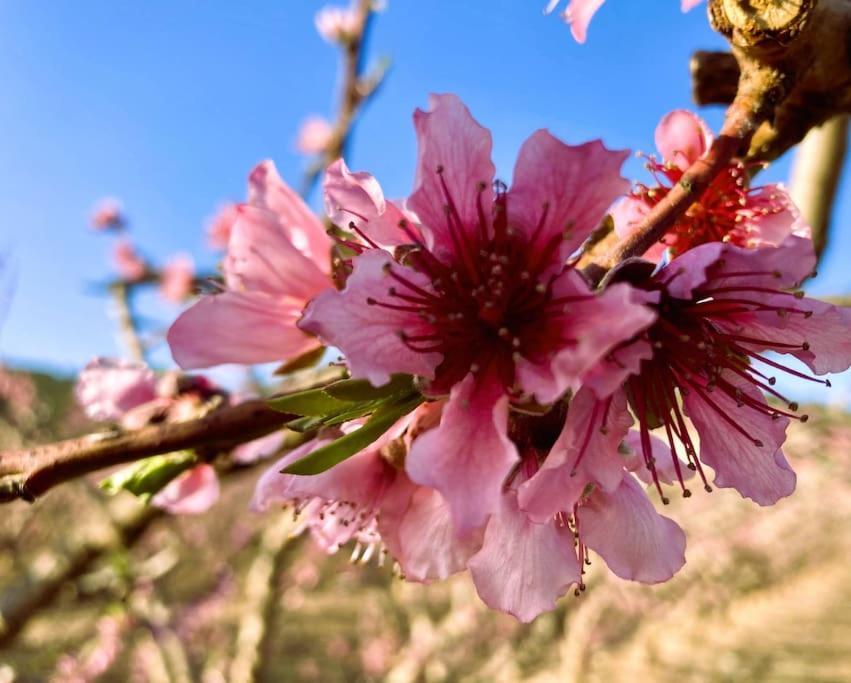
left=655, top=110, right=713, bottom=170
left=709, top=235, right=815, bottom=291
left=379, top=474, right=482, bottom=582
left=159, top=255, right=195, bottom=303
left=247, top=160, right=331, bottom=271
left=251, top=442, right=394, bottom=513
left=579, top=473, right=686, bottom=583
left=299, top=250, right=442, bottom=386
left=515, top=271, right=656, bottom=403
left=232, top=430, right=286, bottom=465
left=518, top=387, right=633, bottom=523
left=509, top=131, right=629, bottom=263
left=745, top=185, right=811, bottom=247
left=409, top=94, right=495, bottom=259
left=406, top=372, right=518, bottom=533
left=682, top=371, right=796, bottom=505
left=323, top=159, right=409, bottom=247
left=75, top=358, right=157, bottom=421
left=682, top=0, right=704, bottom=10
left=623, top=430, right=694, bottom=487
left=224, top=204, right=329, bottom=301
left=656, top=241, right=725, bottom=299
left=716, top=294, right=851, bottom=375
left=468, top=492, right=580, bottom=623
left=168, top=291, right=319, bottom=369
left=563, top=0, right=606, bottom=43
left=152, top=464, right=220, bottom=515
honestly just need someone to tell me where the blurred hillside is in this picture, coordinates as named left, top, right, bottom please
left=1, top=366, right=851, bottom=682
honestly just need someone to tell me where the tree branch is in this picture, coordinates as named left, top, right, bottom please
left=789, top=115, right=849, bottom=261
left=584, top=99, right=761, bottom=284
left=300, top=0, right=388, bottom=198
left=0, top=399, right=289, bottom=504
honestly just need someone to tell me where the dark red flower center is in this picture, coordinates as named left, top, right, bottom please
left=359, top=175, right=589, bottom=394
left=634, top=158, right=784, bottom=255
left=626, top=270, right=826, bottom=501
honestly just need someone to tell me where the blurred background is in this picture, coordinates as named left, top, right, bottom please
left=1, top=1, right=850, bottom=681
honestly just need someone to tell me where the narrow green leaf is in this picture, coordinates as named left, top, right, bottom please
left=282, top=396, right=423, bottom=475
left=100, top=451, right=197, bottom=501
left=267, top=387, right=352, bottom=416
left=273, top=345, right=327, bottom=375
left=324, top=374, right=414, bottom=402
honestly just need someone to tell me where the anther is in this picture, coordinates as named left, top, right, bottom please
left=683, top=489, right=692, bottom=498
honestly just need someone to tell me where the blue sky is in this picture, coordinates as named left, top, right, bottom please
left=1, top=1, right=849, bottom=401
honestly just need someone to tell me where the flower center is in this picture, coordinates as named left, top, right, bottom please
left=626, top=270, right=827, bottom=501
left=635, top=159, right=784, bottom=254
left=365, top=175, right=585, bottom=393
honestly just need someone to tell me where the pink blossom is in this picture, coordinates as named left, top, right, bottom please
left=167, top=160, right=332, bottom=369
left=546, top=0, right=703, bottom=43
left=76, top=359, right=225, bottom=513
left=470, top=439, right=685, bottom=622
left=159, top=255, right=195, bottom=303
left=206, top=202, right=240, bottom=249
left=151, top=463, right=220, bottom=515
left=297, top=116, right=334, bottom=155
left=301, top=94, right=654, bottom=533
left=613, top=110, right=809, bottom=258
left=111, top=240, right=146, bottom=281
left=583, top=236, right=851, bottom=506
left=315, top=4, right=362, bottom=43
left=253, top=405, right=479, bottom=579
left=90, top=197, right=125, bottom=231
left=76, top=358, right=157, bottom=422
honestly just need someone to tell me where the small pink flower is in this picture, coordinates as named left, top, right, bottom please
left=296, top=116, right=334, bottom=155
left=159, top=255, right=195, bottom=303
left=206, top=202, right=240, bottom=249
left=570, top=236, right=851, bottom=507
left=167, top=160, right=332, bottom=369
left=75, top=358, right=157, bottom=422
left=301, top=94, right=654, bottom=533
left=315, top=4, right=362, bottom=43
left=546, top=0, right=703, bottom=43
left=112, top=240, right=146, bottom=281
left=470, top=435, right=685, bottom=623
left=614, top=110, right=809, bottom=258
left=90, top=197, right=125, bottom=231
left=252, top=405, right=479, bottom=579
left=151, top=463, right=220, bottom=515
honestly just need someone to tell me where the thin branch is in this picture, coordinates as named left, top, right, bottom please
left=584, top=99, right=761, bottom=284
left=300, top=0, right=389, bottom=198
left=109, top=282, right=146, bottom=363
left=227, top=516, right=298, bottom=683
left=0, top=500, right=159, bottom=648
left=789, top=115, right=849, bottom=261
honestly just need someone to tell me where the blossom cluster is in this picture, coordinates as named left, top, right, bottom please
left=151, top=94, right=851, bottom=622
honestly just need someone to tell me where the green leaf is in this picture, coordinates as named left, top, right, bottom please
left=100, top=451, right=197, bottom=501
left=273, top=345, right=327, bottom=375
left=267, top=387, right=352, bottom=417
left=285, top=415, right=330, bottom=433
left=324, top=374, right=414, bottom=402
left=281, top=396, right=423, bottom=475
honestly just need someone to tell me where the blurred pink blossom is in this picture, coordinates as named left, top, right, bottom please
left=151, top=463, right=220, bottom=515
left=75, top=358, right=157, bottom=423
left=206, top=202, right=240, bottom=249
left=159, top=255, right=195, bottom=303
left=297, top=116, right=334, bottom=155
left=168, top=160, right=332, bottom=369
left=90, top=197, right=125, bottom=231
left=546, top=0, right=703, bottom=43
left=112, top=240, right=146, bottom=281
left=315, top=4, right=361, bottom=43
